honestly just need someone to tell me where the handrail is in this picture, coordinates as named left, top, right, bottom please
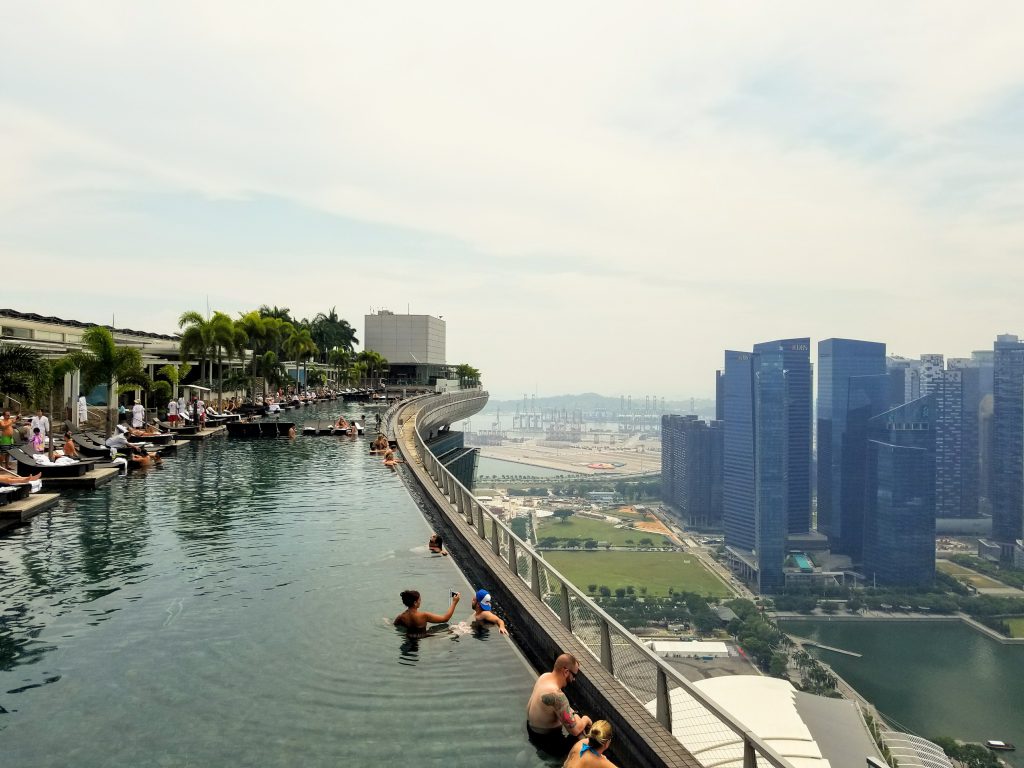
left=404, top=390, right=794, bottom=768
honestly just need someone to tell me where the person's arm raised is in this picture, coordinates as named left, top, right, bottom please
left=420, top=593, right=460, bottom=623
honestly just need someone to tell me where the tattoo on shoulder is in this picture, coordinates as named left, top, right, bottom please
left=540, top=692, right=576, bottom=727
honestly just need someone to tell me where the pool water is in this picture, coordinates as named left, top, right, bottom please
left=0, top=404, right=553, bottom=767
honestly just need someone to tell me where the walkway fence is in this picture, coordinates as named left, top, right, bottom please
left=397, top=390, right=795, bottom=768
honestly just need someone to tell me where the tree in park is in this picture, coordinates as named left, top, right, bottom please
left=598, top=586, right=611, bottom=597
left=553, top=508, right=574, bottom=523
left=565, top=538, right=581, bottom=549
left=587, top=584, right=597, bottom=593
left=639, top=537, right=653, bottom=548
left=584, top=539, right=598, bottom=549
left=615, top=588, right=627, bottom=599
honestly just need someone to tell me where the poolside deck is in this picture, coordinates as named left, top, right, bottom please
left=175, top=426, right=227, bottom=441
left=0, top=492, right=61, bottom=533
left=40, top=467, right=121, bottom=490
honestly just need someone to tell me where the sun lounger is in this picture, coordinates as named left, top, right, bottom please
left=9, top=446, right=97, bottom=477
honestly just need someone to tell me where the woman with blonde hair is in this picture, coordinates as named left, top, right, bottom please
left=564, top=720, right=617, bottom=767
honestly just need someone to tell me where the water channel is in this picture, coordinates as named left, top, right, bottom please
left=0, top=404, right=553, bottom=767
left=780, top=618, right=1024, bottom=766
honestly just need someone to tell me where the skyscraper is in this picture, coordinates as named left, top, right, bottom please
left=817, top=338, right=887, bottom=560
left=723, top=351, right=756, bottom=553
left=864, top=395, right=936, bottom=587
left=723, top=339, right=811, bottom=592
left=992, top=334, right=1024, bottom=545
left=661, top=415, right=723, bottom=528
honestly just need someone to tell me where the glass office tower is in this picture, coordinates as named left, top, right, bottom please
left=993, top=334, right=1024, bottom=545
left=817, top=339, right=887, bottom=559
left=864, top=395, right=936, bottom=586
left=723, top=351, right=756, bottom=553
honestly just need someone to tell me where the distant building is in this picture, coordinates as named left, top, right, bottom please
left=363, top=310, right=447, bottom=386
left=863, top=395, right=936, bottom=586
left=817, top=338, right=887, bottom=560
left=992, top=334, right=1024, bottom=549
left=645, top=640, right=728, bottom=659
left=723, top=350, right=756, bottom=554
left=661, top=415, right=723, bottom=529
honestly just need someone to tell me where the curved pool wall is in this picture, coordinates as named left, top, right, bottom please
left=0, top=401, right=552, bottom=767
left=393, top=391, right=793, bottom=768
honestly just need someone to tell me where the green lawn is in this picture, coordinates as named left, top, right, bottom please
left=936, top=560, right=1005, bottom=589
left=543, top=550, right=730, bottom=598
left=536, top=516, right=654, bottom=547
left=1006, top=617, right=1024, bottom=639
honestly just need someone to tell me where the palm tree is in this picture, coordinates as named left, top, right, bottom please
left=258, top=305, right=293, bottom=323
left=311, top=307, right=359, bottom=362
left=178, top=311, right=214, bottom=385
left=157, top=362, right=193, bottom=402
left=357, top=350, right=388, bottom=387
left=327, top=348, right=351, bottom=387
left=455, top=363, right=482, bottom=384
left=31, top=357, right=77, bottom=428
left=237, top=311, right=266, bottom=396
left=210, top=311, right=247, bottom=406
left=284, top=326, right=319, bottom=392
left=64, top=327, right=151, bottom=433
left=0, top=343, right=42, bottom=406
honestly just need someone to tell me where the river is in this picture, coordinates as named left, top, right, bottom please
left=0, top=404, right=552, bottom=767
left=779, top=618, right=1024, bottom=765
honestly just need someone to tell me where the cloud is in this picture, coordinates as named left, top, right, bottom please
left=2, top=3, right=1023, bottom=396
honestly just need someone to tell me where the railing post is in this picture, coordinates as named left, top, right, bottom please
left=656, top=667, right=670, bottom=730
left=530, top=554, right=542, bottom=599
left=559, top=582, right=572, bottom=630
left=508, top=538, right=517, bottom=576
left=600, top=618, right=613, bottom=673
left=743, top=738, right=756, bottom=768
left=491, top=518, right=500, bottom=556
left=477, top=505, right=487, bottom=540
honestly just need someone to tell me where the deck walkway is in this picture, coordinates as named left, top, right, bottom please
left=0, top=492, right=61, bottom=533
left=40, top=467, right=120, bottom=490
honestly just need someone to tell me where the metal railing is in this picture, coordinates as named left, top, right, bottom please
left=404, top=391, right=794, bottom=768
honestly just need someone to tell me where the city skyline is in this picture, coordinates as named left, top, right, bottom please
left=4, top=4, right=1024, bottom=399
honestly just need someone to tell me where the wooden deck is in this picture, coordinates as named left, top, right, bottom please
left=0, top=492, right=61, bottom=533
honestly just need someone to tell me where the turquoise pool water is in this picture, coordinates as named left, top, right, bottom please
left=0, top=404, right=552, bottom=767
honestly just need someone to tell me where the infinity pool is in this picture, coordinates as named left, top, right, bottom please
left=0, top=404, right=551, bottom=767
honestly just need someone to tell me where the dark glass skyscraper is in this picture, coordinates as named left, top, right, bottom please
left=864, top=395, right=936, bottom=586
left=661, top=415, right=723, bottom=528
left=993, top=334, right=1024, bottom=544
left=723, top=351, right=756, bottom=553
left=817, top=339, right=887, bottom=560
left=723, top=339, right=811, bottom=592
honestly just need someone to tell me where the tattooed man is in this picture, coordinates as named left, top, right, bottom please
left=525, top=653, right=593, bottom=757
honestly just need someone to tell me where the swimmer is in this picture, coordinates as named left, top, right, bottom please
left=382, top=449, right=404, bottom=467
left=428, top=533, right=448, bottom=556
left=371, top=433, right=389, bottom=453
left=564, top=720, right=617, bottom=767
left=471, top=589, right=508, bottom=635
left=393, top=589, right=460, bottom=634
left=526, top=653, right=592, bottom=757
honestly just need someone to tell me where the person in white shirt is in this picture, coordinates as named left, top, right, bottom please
left=131, top=400, right=145, bottom=429
left=77, top=396, right=88, bottom=425
left=167, top=398, right=179, bottom=426
left=30, top=409, right=50, bottom=439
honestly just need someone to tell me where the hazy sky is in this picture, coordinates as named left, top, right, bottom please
left=3, top=4, right=1023, bottom=399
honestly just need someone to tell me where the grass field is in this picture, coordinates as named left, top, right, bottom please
left=1006, top=617, right=1024, bottom=638
left=536, top=516, right=664, bottom=547
left=543, top=550, right=730, bottom=598
left=937, top=560, right=1006, bottom=589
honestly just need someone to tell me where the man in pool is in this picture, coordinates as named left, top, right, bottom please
left=470, top=588, right=508, bottom=635
left=393, top=589, right=460, bottom=634
left=526, top=653, right=592, bottom=757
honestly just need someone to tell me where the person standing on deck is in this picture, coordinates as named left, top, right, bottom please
left=131, top=399, right=145, bottom=429
left=0, top=410, right=17, bottom=470
left=167, top=397, right=179, bottom=426
left=30, top=408, right=50, bottom=441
